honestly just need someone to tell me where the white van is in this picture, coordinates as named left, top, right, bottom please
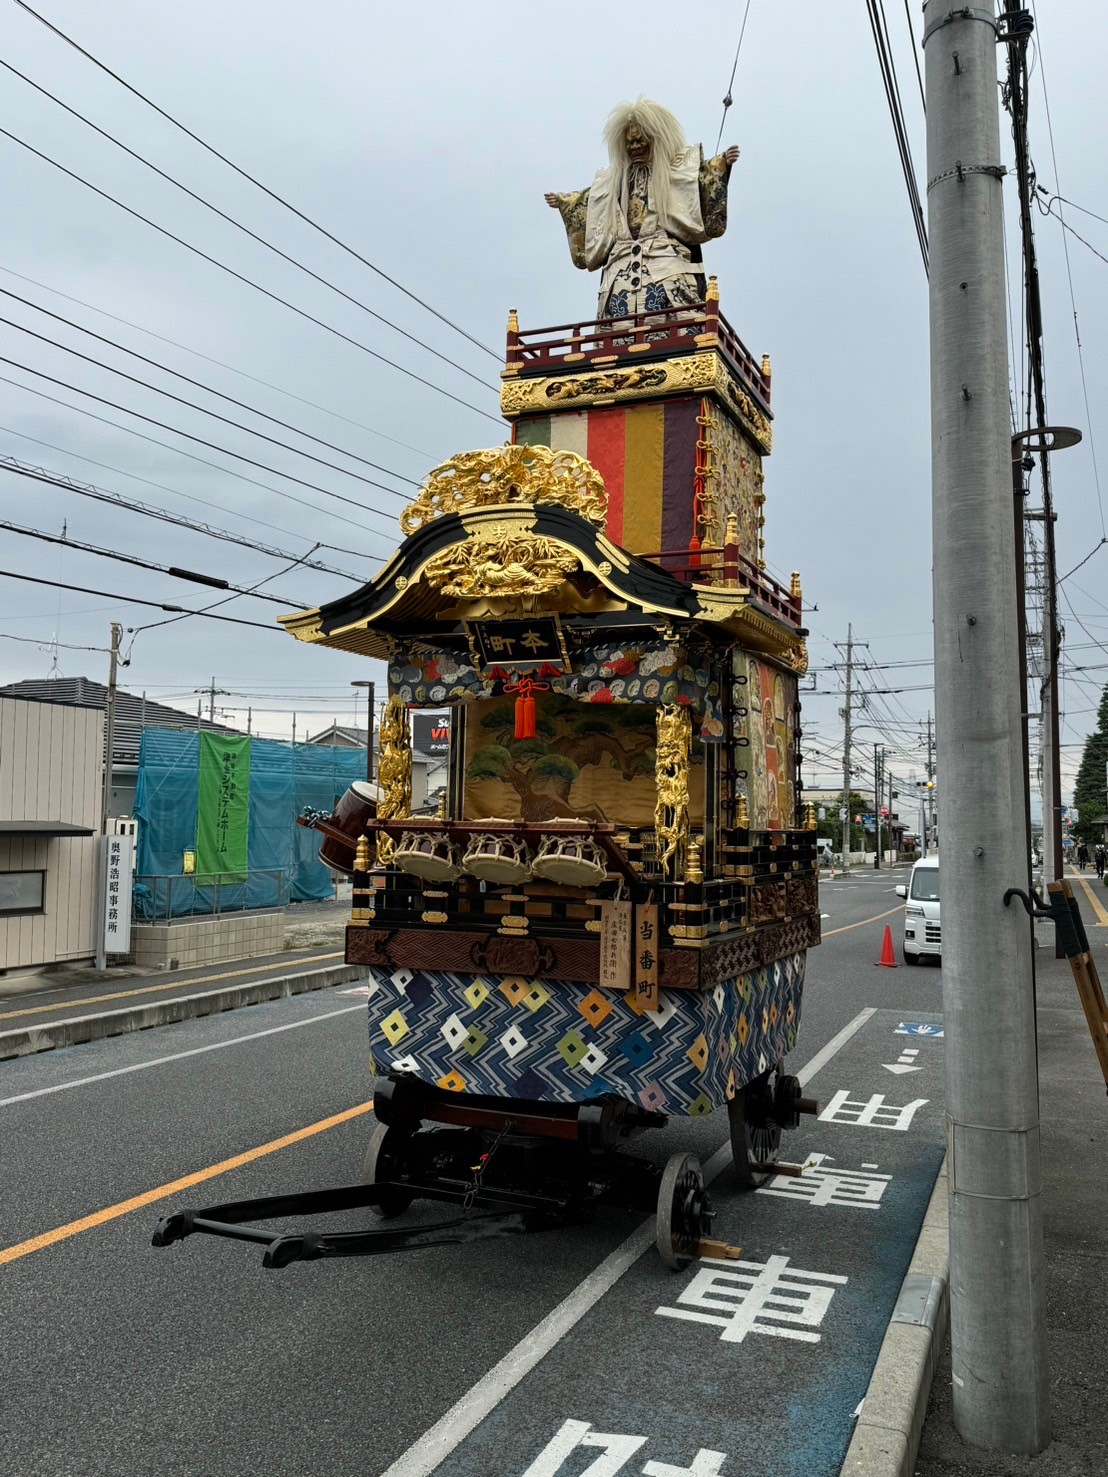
left=895, top=856, right=940, bottom=964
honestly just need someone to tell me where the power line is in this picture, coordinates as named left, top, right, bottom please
left=0, top=55, right=499, bottom=396
left=900, top=0, right=926, bottom=114
left=0, top=517, right=304, bottom=605
left=0, top=568, right=281, bottom=630
left=0, top=628, right=108, bottom=652
left=864, top=0, right=929, bottom=274
left=11, top=0, right=500, bottom=363
left=123, top=550, right=315, bottom=650
left=0, top=352, right=402, bottom=527
left=0, top=261, right=433, bottom=460
left=0, top=373, right=394, bottom=547
left=1, top=284, right=420, bottom=488
left=0, top=123, right=504, bottom=426
left=0, top=447, right=376, bottom=577
left=0, top=304, right=415, bottom=500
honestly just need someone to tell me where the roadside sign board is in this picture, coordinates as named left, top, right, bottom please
left=99, top=834, right=134, bottom=956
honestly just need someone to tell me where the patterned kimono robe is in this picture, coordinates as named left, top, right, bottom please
left=551, top=146, right=732, bottom=318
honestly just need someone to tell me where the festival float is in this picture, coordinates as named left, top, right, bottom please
left=153, top=100, right=822, bottom=1271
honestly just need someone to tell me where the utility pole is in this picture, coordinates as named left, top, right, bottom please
left=839, top=626, right=854, bottom=865
left=925, top=0, right=1049, bottom=1453
left=926, top=711, right=936, bottom=852
left=873, top=743, right=883, bottom=868
left=100, top=620, right=122, bottom=835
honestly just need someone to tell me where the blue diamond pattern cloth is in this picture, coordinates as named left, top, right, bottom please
left=365, top=955, right=805, bottom=1116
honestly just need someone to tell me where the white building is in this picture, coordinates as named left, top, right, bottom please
left=0, top=695, right=101, bottom=972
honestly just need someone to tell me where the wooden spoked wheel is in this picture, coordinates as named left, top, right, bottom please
left=362, top=1122, right=415, bottom=1219
left=729, top=1078, right=782, bottom=1191
left=655, top=1152, right=710, bottom=1270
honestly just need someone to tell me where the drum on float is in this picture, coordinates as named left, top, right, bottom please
left=316, top=781, right=378, bottom=875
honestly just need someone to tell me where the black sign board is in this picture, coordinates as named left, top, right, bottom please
left=467, top=617, right=568, bottom=672
left=412, top=713, right=451, bottom=755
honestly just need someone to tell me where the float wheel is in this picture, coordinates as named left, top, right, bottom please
left=363, top=1122, right=415, bottom=1219
left=729, top=1078, right=782, bottom=1190
left=655, top=1153, right=711, bottom=1270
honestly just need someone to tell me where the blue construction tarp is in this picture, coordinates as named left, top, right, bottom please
left=134, top=728, right=368, bottom=912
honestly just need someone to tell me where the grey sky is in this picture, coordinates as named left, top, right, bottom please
left=1, top=1, right=1105, bottom=811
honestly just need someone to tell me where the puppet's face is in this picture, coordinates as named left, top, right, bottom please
left=625, top=123, right=652, bottom=163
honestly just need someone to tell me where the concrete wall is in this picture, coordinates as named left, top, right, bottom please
left=0, top=697, right=102, bottom=970
left=130, top=910, right=286, bottom=969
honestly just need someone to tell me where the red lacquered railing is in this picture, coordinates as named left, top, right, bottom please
left=637, top=545, right=801, bottom=626
left=506, top=296, right=771, bottom=413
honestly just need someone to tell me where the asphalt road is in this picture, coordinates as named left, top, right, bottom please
left=0, top=864, right=947, bottom=1477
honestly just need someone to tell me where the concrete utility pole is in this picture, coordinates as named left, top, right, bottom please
left=100, top=620, right=122, bottom=835
left=924, top=0, right=1050, bottom=1453
left=840, top=625, right=854, bottom=865
left=926, top=710, right=936, bottom=852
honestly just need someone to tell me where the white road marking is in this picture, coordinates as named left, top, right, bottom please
left=0, top=1003, right=365, bottom=1108
left=882, top=1062, right=923, bottom=1075
left=377, top=1007, right=877, bottom=1477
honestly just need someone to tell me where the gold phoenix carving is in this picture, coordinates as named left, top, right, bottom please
left=375, top=696, right=412, bottom=864
left=423, top=534, right=580, bottom=598
left=401, top=444, right=607, bottom=535
left=655, top=703, right=692, bottom=876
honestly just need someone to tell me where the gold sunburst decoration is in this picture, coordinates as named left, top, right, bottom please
left=400, top=443, right=607, bottom=536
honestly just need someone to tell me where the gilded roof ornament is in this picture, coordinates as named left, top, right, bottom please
left=400, top=443, right=607, bottom=536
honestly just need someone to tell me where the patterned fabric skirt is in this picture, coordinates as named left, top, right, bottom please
left=364, top=954, right=806, bottom=1117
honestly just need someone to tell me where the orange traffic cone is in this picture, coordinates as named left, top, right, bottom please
left=877, top=924, right=897, bottom=968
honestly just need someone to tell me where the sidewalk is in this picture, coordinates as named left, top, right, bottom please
left=911, top=887, right=1107, bottom=1476
left=0, top=902, right=360, bottom=1059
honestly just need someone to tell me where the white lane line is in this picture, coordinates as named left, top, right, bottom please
left=0, top=1004, right=365, bottom=1109
left=378, top=1006, right=876, bottom=1477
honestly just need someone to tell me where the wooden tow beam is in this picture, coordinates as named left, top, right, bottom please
left=151, top=1073, right=820, bottom=1273
left=1005, top=878, right=1108, bottom=1095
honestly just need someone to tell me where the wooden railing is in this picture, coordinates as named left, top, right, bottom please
left=636, top=545, right=802, bottom=626
left=506, top=298, right=771, bottom=412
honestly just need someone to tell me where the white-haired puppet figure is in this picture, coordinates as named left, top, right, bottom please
left=545, top=99, right=739, bottom=318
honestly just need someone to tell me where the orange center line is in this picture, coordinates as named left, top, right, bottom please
left=0, top=1099, right=374, bottom=1269
left=822, top=903, right=904, bottom=937
left=0, top=951, right=344, bottom=1022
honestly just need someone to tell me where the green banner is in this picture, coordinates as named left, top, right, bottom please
left=196, top=733, right=251, bottom=877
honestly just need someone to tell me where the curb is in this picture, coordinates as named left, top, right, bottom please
left=840, top=1159, right=949, bottom=1476
left=0, top=962, right=363, bottom=1061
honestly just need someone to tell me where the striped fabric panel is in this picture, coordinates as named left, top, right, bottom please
left=621, top=403, right=666, bottom=556
left=586, top=408, right=627, bottom=543
left=661, top=398, right=700, bottom=557
left=514, top=417, right=551, bottom=447
left=548, top=412, right=589, bottom=459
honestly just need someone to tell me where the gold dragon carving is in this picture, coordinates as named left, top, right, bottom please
left=544, top=365, right=668, bottom=403
left=400, top=443, right=607, bottom=535
left=375, top=696, right=411, bottom=864
left=655, top=703, right=692, bottom=877
left=423, top=535, right=580, bottom=598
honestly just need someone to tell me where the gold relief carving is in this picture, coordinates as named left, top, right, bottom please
left=279, top=609, right=324, bottom=643
left=423, top=535, right=580, bottom=598
left=655, top=703, right=692, bottom=877
left=401, top=444, right=606, bottom=534
left=737, top=791, right=750, bottom=827
left=723, top=377, right=774, bottom=454
left=394, top=575, right=409, bottom=591
left=375, top=696, right=411, bottom=864
left=783, top=640, right=809, bottom=676
left=803, top=801, right=818, bottom=831
left=544, top=365, right=668, bottom=404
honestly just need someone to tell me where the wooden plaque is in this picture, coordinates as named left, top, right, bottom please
left=634, top=901, right=661, bottom=1011
left=599, top=900, right=633, bottom=990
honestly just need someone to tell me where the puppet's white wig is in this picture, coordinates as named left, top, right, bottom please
left=602, top=98, right=688, bottom=237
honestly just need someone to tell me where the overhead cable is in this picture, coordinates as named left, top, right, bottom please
left=0, top=447, right=376, bottom=577
left=0, top=123, right=504, bottom=426
left=0, top=261, right=432, bottom=460
left=0, top=568, right=280, bottom=630
left=0, top=518, right=304, bottom=605
left=0, top=353, right=401, bottom=525
left=864, top=0, right=929, bottom=274
left=11, top=0, right=500, bottom=363
left=0, top=306, right=414, bottom=498
left=0, top=56, right=498, bottom=394
left=0, top=374, right=393, bottom=547
left=1, top=284, right=419, bottom=486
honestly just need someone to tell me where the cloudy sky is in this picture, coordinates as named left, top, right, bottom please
left=2, top=0, right=1106, bottom=816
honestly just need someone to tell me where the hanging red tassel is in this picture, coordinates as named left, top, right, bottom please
left=506, top=674, right=549, bottom=739
left=521, top=694, right=536, bottom=738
